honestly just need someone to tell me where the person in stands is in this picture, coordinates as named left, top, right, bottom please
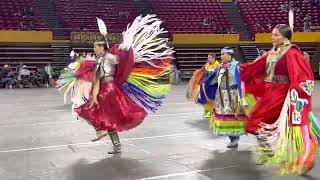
left=0, top=65, right=15, bottom=89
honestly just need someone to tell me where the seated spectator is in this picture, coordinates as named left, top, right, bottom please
left=0, top=65, right=15, bottom=89
left=254, top=21, right=264, bottom=32
left=17, top=65, right=32, bottom=88
left=34, top=67, right=49, bottom=87
left=26, top=7, right=34, bottom=17
left=203, top=16, right=214, bottom=26
left=119, top=10, right=130, bottom=18
left=19, top=22, right=27, bottom=31
left=29, top=22, right=35, bottom=31
left=229, top=26, right=235, bottom=34
left=19, top=65, right=31, bottom=78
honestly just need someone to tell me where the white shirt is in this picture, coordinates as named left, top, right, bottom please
left=99, top=53, right=119, bottom=77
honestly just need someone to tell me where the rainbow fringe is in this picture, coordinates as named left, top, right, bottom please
left=261, top=125, right=318, bottom=175
left=255, top=92, right=319, bottom=175
left=123, top=66, right=171, bottom=112
left=209, top=113, right=246, bottom=136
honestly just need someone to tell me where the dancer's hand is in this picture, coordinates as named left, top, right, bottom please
left=90, top=95, right=98, bottom=107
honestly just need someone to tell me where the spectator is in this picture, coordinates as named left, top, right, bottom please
left=254, top=21, right=262, bottom=31
left=35, top=67, right=49, bottom=87
left=303, top=14, right=312, bottom=31
left=229, top=26, right=235, bottom=34
left=21, top=8, right=28, bottom=17
left=119, top=10, right=129, bottom=18
left=29, top=22, right=35, bottom=31
left=45, top=64, right=54, bottom=87
left=203, top=16, right=214, bottom=26
left=45, top=64, right=53, bottom=79
left=309, top=0, right=318, bottom=5
left=14, top=12, right=21, bottom=17
left=17, top=65, right=31, bottom=88
left=16, top=61, right=23, bottom=74
left=26, top=7, right=34, bottom=17
left=280, top=2, right=289, bottom=12
left=0, top=65, right=15, bottom=89
left=19, top=22, right=27, bottom=31
left=18, top=65, right=31, bottom=80
left=266, top=19, right=272, bottom=31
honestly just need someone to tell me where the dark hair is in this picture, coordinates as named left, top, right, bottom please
left=274, top=24, right=292, bottom=40
left=259, top=50, right=267, bottom=56
left=208, top=52, right=216, bottom=58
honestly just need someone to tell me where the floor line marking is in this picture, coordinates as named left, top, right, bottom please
left=122, top=139, right=152, bottom=154
left=137, top=165, right=241, bottom=180
left=0, top=132, right=207, bottom=153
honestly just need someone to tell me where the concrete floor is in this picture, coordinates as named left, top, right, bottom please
left=0, top=84, right=320, bottom=180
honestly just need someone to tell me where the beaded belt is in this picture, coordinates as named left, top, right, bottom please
left=265, top=75, right=289, bottom=84
left=101, top=76, right=114, bottom=83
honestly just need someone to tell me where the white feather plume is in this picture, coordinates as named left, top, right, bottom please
left=70, top=50, right=75, bottom=57
left=289, top=4, right=294, bottom=30
left=96, top=17, right=108, bottom=37
left=119, top=14, right=174, bottom=68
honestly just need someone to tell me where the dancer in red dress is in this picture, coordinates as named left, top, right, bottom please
left=240, top=24, right=319, bottom=175
left=58, top=15, right=173, bottom=154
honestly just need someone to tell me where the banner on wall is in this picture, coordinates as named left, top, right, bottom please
left=71, top=32, right=122, bottom=44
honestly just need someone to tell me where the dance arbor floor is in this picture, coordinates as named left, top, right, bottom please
left=0, top=84, right=319, bottom=180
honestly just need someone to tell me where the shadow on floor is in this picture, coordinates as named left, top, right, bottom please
left=198, top=149, right=320, bottom=180
left=69, top=155, right=143, bottom=180
left=197, top=149, right=263, bottom=180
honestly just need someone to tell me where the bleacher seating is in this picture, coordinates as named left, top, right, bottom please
left=237, top=0, right=320, bottom=33
left=150, top=0, right=231, bottom=33
left=0, top=0, right=47, bottom=30
left=0, top=43, right=70, bottom=71
left=54, top=0, right=140, bottom=33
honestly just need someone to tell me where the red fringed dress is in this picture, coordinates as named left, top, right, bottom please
left=75, top=46, right=147, bottom=132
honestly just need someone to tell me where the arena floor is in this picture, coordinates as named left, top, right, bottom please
left=0, top=84, right=320, bottom=180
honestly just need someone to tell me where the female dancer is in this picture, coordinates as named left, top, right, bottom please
left=240, top=24, right=318, bottom=175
